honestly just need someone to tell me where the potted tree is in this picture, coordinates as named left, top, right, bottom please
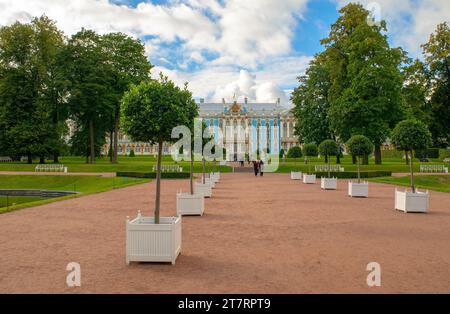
left=302, top=143, right=318, bottom=184
left=391, top=119, right=432, bottom=213
left=210, top=144, right=221, bottom=183
left=121, top=76, right=196, bottom=265
left=288, top=146, right=303, bottom=180
left=176, top=111, right=205, bottom=217
left=194, top=121, right=214, bottom=197
left=346, top=135, right=373, bottom=198
left=319, top=139, right=338, bottom=190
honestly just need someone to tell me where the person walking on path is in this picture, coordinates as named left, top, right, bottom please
left=252, top=160, right=258, bottom=176
left=260, top=160, right=265, bottom=177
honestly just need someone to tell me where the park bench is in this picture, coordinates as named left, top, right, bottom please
left=419, top=164, right=448, bottom=173
left=152, top=165, right=183, bottom=173
left=35, top=164, right=67, bottom=173
left=314, top=165, right=344, bottom=172
left=0, top=157, right=13, bottom=163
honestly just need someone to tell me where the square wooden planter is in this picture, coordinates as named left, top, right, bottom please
left=348, top=181, right=368, bottom=198
left=303, top=174, right=316, bottom=184
left=321, top=177, right=337, bottom=190
left=194, top=182, right=212, bottom=198
left=395, top=189, right=429, bottom=213
left=202, top=176, right=215, bottom=188
left=126, top=213, right=181, bottom=265
left=210, top=172, right=220, bottom=183
left=176, top=192, right=205, bottom=216
left=291, top=171, right=302, bottom=180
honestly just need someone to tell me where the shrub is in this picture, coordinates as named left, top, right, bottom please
left=117, top=172, right=190, bottom=179
left=314, top=171, right=391, bottom=179
left=287, top=146, right=302, bottom=158
left=439, top=149, right=450, bottom=160
left=303, top=143, right=318, bottom=157
left=129, top=149, right=135, bottom=157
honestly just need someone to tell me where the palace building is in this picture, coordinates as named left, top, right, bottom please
left=104, top=98, right=299, bottom=160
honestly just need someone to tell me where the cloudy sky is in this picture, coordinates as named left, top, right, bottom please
left=0, top=0, right=448, bottom=105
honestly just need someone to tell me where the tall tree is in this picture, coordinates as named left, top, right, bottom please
left=0, top=17, right=65, bottom=163
left=62, top=29, right=114, bottom=164
left=325, top=3, right=404, bottom=164
left=102, top=33, right=152, bottom=163
left=421, top=22, right=450, bottom=147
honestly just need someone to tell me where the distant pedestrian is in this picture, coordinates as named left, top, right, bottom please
left=259, top=160, right=264, bottom=176
left=252, top=160, right=258, bottom=176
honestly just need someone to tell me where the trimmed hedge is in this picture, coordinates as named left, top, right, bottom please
left=439, top=149, right=450, bottom=160
left=116, top=172, right=190, bottom=179
left=415, top=148, right=440, bottom=159
left=313, top=171, right=392, bottom=179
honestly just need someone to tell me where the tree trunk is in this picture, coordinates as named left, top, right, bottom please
left=327, top=160, right=330, bottom=178
left=405, top=150, right=409, bottom=165
left=155, top=140, right=163, bottom=224
left=39, top=156, right=45, bottom=164
left=190, top=148, right=194, bottom=195
left=374, top=145, right=382, bottom=165
left=363, top=154, right=369, bottom=165
left=53, top=153, right=59, bottom=164
left=113, top=108, right=119, bottom=164
left=357, top=156, right=361, bottom=184
left=27, top=153, right=32, bottom=164
left=409, top=150, right=415, bottom=193
left=336, top=153, right=341, bottom=164
left=202, top=158, right=206, bottom=184
left=325, top=154, right=328, bottom=163
left=109, top=130, right=113, bottom=163
left=352, top=155, right=357, bottom=164
left=89, top=119, right=95, bottom=164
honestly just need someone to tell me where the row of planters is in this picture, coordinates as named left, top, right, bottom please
left=121, top=77, right=221, bottom=265
left=290, top=119, right=433, bottom=213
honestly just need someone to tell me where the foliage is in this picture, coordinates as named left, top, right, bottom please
left=314, top=171, right=392, bottom=179
left=346, top=135, right=374, bottom=157
left=318, top=139, right=338, bottom=159
left=391, top=119, right=432, bottom=152
left=303, top=143, right=318, bottom=157
left=287, top=146, right=302, bottom=158
left=116, top=172, right=190, bottom=179
left=129, top=149, right=135, bottom=157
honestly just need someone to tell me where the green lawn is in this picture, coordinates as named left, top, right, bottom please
left=0, top=175, right=150, bottom=213
left=369, top=175, right=450, bottom=193
left=0, top=156, right=232, bottom=173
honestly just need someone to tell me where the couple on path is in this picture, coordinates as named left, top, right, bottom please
left=252, top=160, right=264, bottom=177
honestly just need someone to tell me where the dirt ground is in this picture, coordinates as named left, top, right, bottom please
left=0, top=173, right=449, bottom=293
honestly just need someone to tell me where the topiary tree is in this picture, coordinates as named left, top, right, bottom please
left=346, top=135, right=374, bottom=183
left=121, top=75, right=197, bottom=224
left=303, top=143, right=318, bottom=164
left=391, top=119, right=432, bottom=193
left=319, top=139, right=338, bottom=177
left=129, top=149, right=135, bottom=157
left=287, top=146, right=302, bottom=170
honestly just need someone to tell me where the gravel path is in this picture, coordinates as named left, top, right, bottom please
left=0, top=173, right=449, bottom=293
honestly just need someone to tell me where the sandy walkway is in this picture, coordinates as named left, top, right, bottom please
left=0, top=173, right=449, bottom=293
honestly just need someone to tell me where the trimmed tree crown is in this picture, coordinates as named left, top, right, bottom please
left=287, top=146, right=302, bottom=158
left=319, top=139, right=338, bottom=157
left=346, top=135, right=373, bottom=157
left=120, top=76, right=198, bottom=143
left=303, top=143, right=318, bottom=157
left=391, top=119, right=432, bottom=151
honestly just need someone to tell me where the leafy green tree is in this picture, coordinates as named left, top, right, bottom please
left=287, top=146, right=302, bottom=170
left=391, top=120, right=432, bottom=192
left=303, top=143, right=318, bottom=164
left=421, top=22, right=450, bottom=147
left=0, top=17, right=66, bottom=164
left=121, top=75, right=196, bottom=223
left=323, top=3, right=404, bottom=165
left=62, top=29, right=115, bottom=164
left=292, top=53, right=333, bottom=144
left=346, top=135, right=373, bottom=183
left=102, top=33, right=152, bottom=164
left=319, top=139, right=338, bottom=177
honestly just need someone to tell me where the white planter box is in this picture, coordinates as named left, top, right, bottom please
left=303, top=174, right=316, bottom=184
left=348, top=181, right=369, bottom=198
left=203, top=177, right=216, bottom=188
left=194, top=182, right=212, bottom=198
left=395, top=189, right=429, bottom=213
left=126, top=213, right=181, bottom=265
left=321, top=177, right=337, bottom=190
left=210, top=172, right=220, bottom=183
left=176, top=192, right=204, bottom=216
left=291, top=171, right=302, bottom=180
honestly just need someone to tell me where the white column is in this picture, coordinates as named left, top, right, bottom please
left=286, top=120, right=290, bottom=138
